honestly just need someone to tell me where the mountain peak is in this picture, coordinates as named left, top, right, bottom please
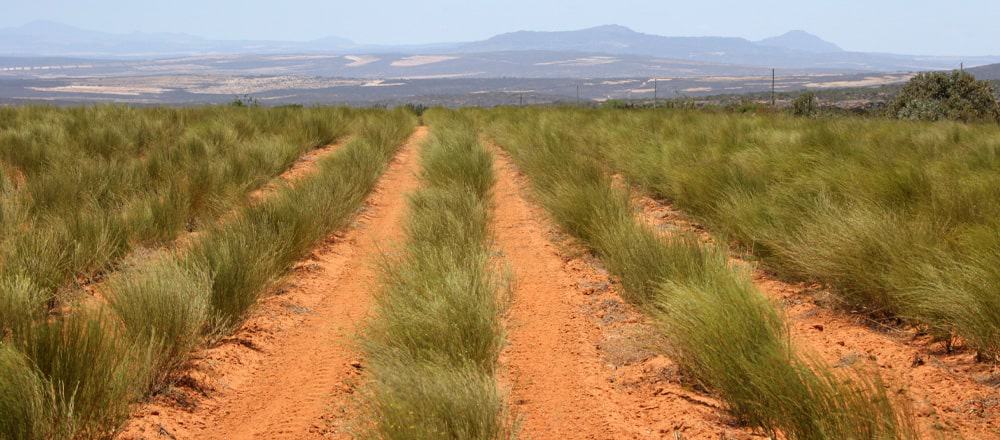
left=757, top=30, right=843, bottom=53
left=582, top=24, right=639, bottom=34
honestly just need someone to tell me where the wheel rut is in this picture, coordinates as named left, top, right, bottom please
left=491, top=147, right=757, bottom=439
left=121, top=127, right=427, bottom=440
left=630, top=192, right=1000, bottom=439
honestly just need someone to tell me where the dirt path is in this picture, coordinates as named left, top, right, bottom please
left=121, top=127, right=427, bottom=440
left=247, top=137, right=353, bottom=203
left=631, top=194, right=1000, bottom=439
left=491, top=149, right=758, bottom=440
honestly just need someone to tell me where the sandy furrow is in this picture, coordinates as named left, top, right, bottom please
left=491, top=149, right=758, bottom=440
left=631, top=194, right=1000, bottom=439
left=82, top=136, right=354, bottom=304
left=121, top=127, right=427, bottom=440
left=247, top=136, right=354, bottom=203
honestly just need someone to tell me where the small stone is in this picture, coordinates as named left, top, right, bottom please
left=811, top=324, right=825, bottom=331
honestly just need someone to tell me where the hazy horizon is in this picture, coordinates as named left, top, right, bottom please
left=2, top=0, right=999, bottom=56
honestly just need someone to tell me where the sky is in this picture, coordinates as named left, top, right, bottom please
left=2, top=0, right=998, bottom=56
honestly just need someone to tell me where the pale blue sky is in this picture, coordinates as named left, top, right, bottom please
left=3, top=0, right=998, bottom=55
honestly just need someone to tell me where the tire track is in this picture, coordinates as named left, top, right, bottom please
left=630, top=192, right=1000, bottom=439
left=121, top=127, right=427, bottom=440
left=491, top=147, right=758, bottom=439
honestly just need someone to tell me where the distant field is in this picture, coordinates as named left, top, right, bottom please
left=0, top=54, right=915, bottom=106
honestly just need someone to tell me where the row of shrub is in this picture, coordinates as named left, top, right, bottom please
left=361, top=109, right=510, bottom=439
left=0, top=105, right=352, bottom=319
left=476, top=108, right=914, bottom=439
left=0, top=108, right=416, bottom=439
left=563, top=107, right=1000, bottom=360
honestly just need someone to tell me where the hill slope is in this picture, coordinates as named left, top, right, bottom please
left=757, top=30, right=843, bottom=53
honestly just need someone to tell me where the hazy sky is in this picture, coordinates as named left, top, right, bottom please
left=3, top=0, right=998, bottom=55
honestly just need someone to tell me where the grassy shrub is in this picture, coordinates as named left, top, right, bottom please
left=0, top=106, right=414, bottom=438
left=0, top=344, right=53, bottom=440
left=189, top=109, right=417, bottom=331
left=15, top=312, right=140, bottom=439
left=0, top=105, right=354, bottom=323
left=478, top=107, right=913, bottom=439
left=579, top=108, right=1000, bottom=358
left=792, top=92, right=818, bottom=117
left=108, top=257, right=212, bottom=394
left=362, top=109, right=509, bottom=439
left=0, top=275, right=47, bottom=336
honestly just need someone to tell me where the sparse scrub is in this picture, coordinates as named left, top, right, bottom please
left=478, top=107, right=913, bottom=439
left=362, top=109, right=510, bottom=439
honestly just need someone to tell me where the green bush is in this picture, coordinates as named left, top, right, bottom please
left=888, top=70, right=1000, bottom=122
left=792, top=92, right=818, bottom=117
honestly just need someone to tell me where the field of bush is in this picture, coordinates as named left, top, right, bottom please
left=1, top=102, right=998, bottom=439
left=498, top=107, right=1000, bottom=359
left=0, top=105, right=416, bottom=438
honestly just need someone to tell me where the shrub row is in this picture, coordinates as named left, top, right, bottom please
left=477, top=108, right=914, bottom=439
left=0, top=108, right=416, bottom=439
left=362, top=109, right=510, bottom=439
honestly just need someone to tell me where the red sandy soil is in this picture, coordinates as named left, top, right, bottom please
left=119, top=127, right=426, bottom=440
left=247, top=137, right=354, bottom=203
left=491, top=148, right=761, bottom=440
left=631, top=193, right=1000, bottom=439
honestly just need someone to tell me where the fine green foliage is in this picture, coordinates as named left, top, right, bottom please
left=0, top=105, right=353, bottom=320
left=13, top=312, right=141, bottom=439
left=572, top=108, right=1000, bottom=358
left=107, top=257, right=212, bottom=394
left=792, top=92, right=818, bottom=117
left=0, top=345, right=53, bottom=440
left=362, top=109, right=510, bottom=439
left=888, top=70, right=1000, bottom=122
left=478, top=107, right=914, bottom=439
left=0, top=106, right=417, bottom=439
left=189, top=109, right=417, bottom=332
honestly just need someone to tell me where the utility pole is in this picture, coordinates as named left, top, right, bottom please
left=653, top=78, right=658, bottom=108
left=576, top=85, right=581, bottom=105
left=771, top=68, right=776, bottom=107
left=961, top=62, right=964, bottom=72
left=519, top=93, right=523, bottom=106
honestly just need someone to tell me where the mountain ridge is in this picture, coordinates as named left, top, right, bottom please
left=0, top=21, right=997, bottom=73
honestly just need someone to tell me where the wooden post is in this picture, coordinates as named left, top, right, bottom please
left=653, top=78, right=658, bottom=108
left=771, top=68, right=776, bottom=107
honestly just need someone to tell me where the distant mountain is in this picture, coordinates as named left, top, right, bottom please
left=0, top=20, right=357, bottom=57
left=969, top=63, right=1000, bottom=80
left=1, top=21, right=998, bottom=73
left=452, top=25, right=995, bottom=72
left=757, top=30, right=842, bottom=53
left=459, top=25, right=767, bottom=58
